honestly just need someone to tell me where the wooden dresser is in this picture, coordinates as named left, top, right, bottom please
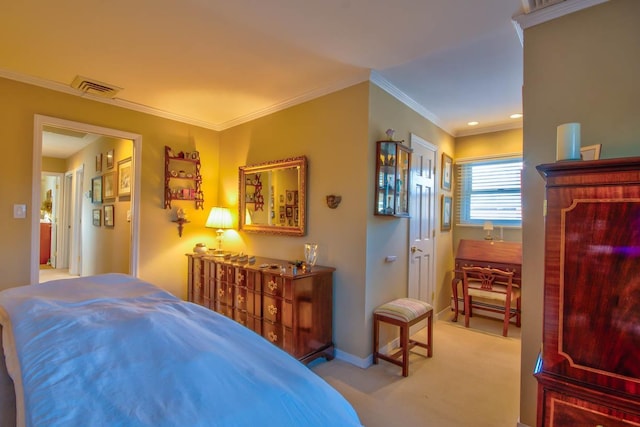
left=536, top=158, right=640, bottom=426
left=186, top=254, right=335, bottom=364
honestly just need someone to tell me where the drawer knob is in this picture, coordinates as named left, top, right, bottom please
left=268, top=331, right=278, bottom=342
left=268, top=304, right=278, bottom=316
left=218, top=289, right=224, bottom=297
left=237, top=295, right=245, bottom=304
left=268, top=280, right=278, bottom=292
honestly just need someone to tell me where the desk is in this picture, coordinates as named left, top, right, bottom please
left=451, top=239, right=522, bottom=322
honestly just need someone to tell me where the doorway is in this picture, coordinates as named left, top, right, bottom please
left=31, top=115, right=142, bottom=284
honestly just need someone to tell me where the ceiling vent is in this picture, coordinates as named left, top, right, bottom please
left=71, top=75, right=122, bottom=98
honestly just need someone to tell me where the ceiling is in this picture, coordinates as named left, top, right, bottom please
left=2, top=0, right=529, bottom=147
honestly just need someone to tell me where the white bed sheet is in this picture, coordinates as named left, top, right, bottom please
left=0, top=274, right=362, bottom=427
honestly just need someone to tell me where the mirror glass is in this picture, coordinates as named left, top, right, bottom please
left=239, top=156, right=307, bottom=236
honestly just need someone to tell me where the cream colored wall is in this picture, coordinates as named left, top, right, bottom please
left=368, top=84, right=455, bottom=329
left=453, top=128, right=523, bottom=246
left=0, top=77, right=219, bottom=298
left=520, top=1, right=640, bottom=425
left=64, top=136, right=133, bottom=275
left=217, top=82, right=371, bottom=358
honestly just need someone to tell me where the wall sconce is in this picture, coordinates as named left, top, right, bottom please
left=206, top=206, right=232, bottom=256
left=483, top=221, right=494, bottom=240
left=172, top=208, right=189, bottom=237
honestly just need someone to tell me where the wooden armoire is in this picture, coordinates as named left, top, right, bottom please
left=535, top=158, right=640, bottom=426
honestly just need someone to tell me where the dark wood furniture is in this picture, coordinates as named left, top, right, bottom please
left=164, top=146, right=204, bottom=209
left=462, top=266, right=520, bottom=337
left=451, top=239, right=522, bottom=322
left=373, top=298, right=433, bottom=377
left=535, top=157, right=640, bottom=426
left=39, top=222, right=52, bottom=265
left=186, top=254, right=335, bottom=364
left=375, top=140, right=412, bottom=217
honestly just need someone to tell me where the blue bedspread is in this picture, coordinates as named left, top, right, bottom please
left=0, top=274, right=362, bottom=427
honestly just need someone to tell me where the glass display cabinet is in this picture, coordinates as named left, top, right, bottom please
left=375, top=140, right=412, bottom=217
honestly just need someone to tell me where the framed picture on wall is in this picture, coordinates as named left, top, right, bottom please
left=441, top=195, right=452, bottom=231
left=103, top=172, right=116, bottom=200
left=441, top=153, right=453, bottom=191
left=92, top=209, right=101, bottom=226
left=104, top=205, right=114, bottom=227
left=95, top=153, right=102, bottom=172
left=106, top=149, right=115, bottom=169
left=91, top=176, right=102, bottom=204
left=117, top=157, right=132, bottom=197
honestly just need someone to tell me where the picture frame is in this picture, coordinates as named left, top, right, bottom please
left=104, top=204, right=114, bottom=227
left=117, top=157, right=132, bottom=197
left=92, top=209, right=101, bottom=226
left=103, top=172, right=116, bottom=200
left=106, top=149, right=115, bottom=169
left=441, top=153, right=453, bottom=191
left=286, top=190, right=294, bottom=205
left=580, top=144, right=602, bottom=161
left=95, top=153, right=102, bottom=172
left=91, top=176, right=103, bottom=204
left=441, top=195, right=452, bottom=231
left=286, top=206, right=293, bottom=217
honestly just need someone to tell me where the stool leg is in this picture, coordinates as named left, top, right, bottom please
left=427, top=312, right=433, bottom=357
left=373, top=315, right=379, bottom=364
left=401, top=323, right=409, bottom=377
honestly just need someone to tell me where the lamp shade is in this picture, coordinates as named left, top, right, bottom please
left=206, top=207, right=232, bottom=230
left=483, top=221, right=494, bottom=231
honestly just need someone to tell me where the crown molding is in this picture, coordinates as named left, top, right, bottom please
left=513, top=0, right=609, bottom=31
left=369, top=70, right=454, bottom=135
left=455, top=120, right=523, bottom=138
left=0, top=67, right=221, bottom=130
left=216, top=70, right=370, bottom=130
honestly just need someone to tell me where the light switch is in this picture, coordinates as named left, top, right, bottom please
left=13, top=204, right=26, bottom=219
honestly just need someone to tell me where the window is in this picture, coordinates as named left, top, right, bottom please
left=456, top=156, right=522, bottom=227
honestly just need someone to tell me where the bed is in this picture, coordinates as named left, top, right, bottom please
left=0, top=274, right=362, bottom=427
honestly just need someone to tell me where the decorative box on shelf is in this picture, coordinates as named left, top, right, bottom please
left=375, top=140, right=412, bottom=217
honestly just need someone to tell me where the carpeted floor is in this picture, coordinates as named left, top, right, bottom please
left=312, top=316, right=521, bottom=427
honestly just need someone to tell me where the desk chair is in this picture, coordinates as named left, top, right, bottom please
left=462, top=266, right=521, bottom=337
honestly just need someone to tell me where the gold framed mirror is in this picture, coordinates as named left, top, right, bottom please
left=239, top=156, right=307, bottom=236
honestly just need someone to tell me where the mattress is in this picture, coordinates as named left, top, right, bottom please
left=0, top=274, right=361, bottom=427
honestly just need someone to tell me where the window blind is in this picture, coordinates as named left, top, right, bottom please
left=455, top=157, right=523, bottom=226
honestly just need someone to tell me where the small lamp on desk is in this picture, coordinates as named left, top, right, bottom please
left=483, top=221, right=494, bottom=241
left=206, top=207, right=233, bottom=256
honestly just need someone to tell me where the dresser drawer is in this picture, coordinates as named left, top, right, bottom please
left=262, top=321, right=293, bottom=353
left=262, top=274, right=292, bottom=299
left=235, top=286, right=248, bottom=311
left=262, top=295, right=292, bottom=327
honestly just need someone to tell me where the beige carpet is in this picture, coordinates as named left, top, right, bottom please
left=313, top=316, right=521, bottom=427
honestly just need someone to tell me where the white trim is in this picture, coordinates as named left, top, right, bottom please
left=455, top=120, right=522, bottom=137
left=334, top=349, right=371, bottom=369
left=455, top=153, right=522, bottom=164
left=1, top=67, right=370, bottom=132
left=513, top=0, right=609, bottom=31
left=370, top=71, right=453, bottom=135
left=31, top=115, right=142, bottom=283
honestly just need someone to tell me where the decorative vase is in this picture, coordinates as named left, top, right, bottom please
left=193, top=243, right=208, bottom=254
left=304, top=243, right=318, bottom=271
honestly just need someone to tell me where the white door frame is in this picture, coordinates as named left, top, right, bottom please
left=41, top=171, right=64, bottom=267
left=68, top=166, right=84, bottom=276
left=31, top=115, right=142, bottom=284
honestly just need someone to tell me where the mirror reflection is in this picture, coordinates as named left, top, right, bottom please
left=239, top=156, right=307, bottom=236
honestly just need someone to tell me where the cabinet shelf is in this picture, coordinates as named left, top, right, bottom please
left=164, top=145, right=204, bottom=209
left=374, top=140, right=412, bottom=217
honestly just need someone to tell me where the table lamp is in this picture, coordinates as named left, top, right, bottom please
left=206, top=207, right=232, bottom=255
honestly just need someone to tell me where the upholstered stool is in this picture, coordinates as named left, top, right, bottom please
left=373, top=298, right=433, bottom=377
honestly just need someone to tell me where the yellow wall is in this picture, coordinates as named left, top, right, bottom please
left=0, top=77, right=219, bottom=298
left=520, top=1, right=640, bottom=425
left=368, top=84, right=456, bottom=330
left=453, top=128, right=523, bottom=246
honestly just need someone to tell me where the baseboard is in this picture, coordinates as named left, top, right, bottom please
left=334, top=348, right=371, bottom=369
left=517, top=421, right=531, bottom=427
